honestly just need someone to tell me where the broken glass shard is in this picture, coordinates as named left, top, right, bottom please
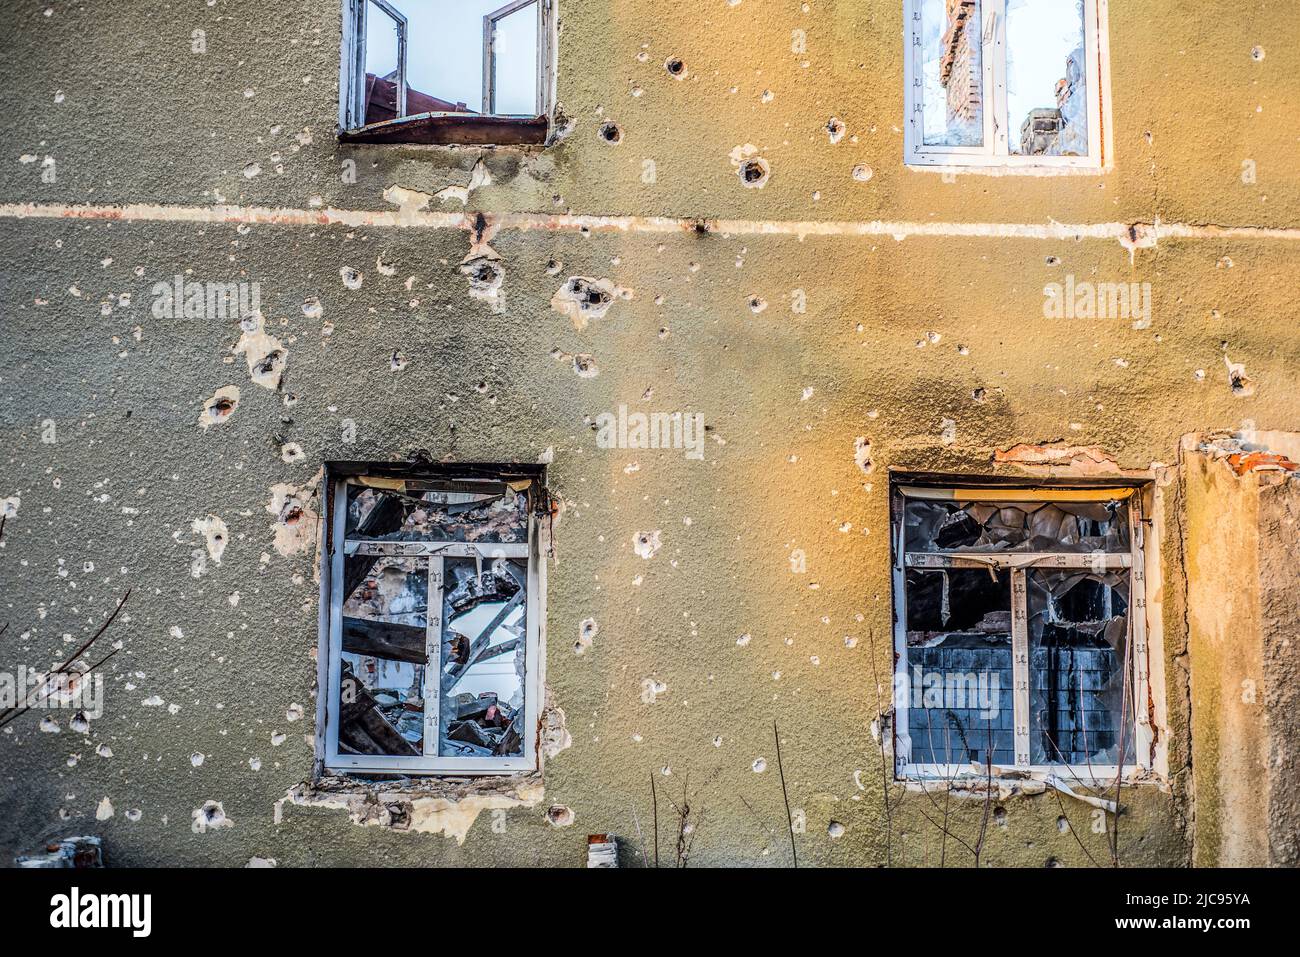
left=1027, top=568, right=1133, bottom=765
left=438, top=556, right=527, bottom=757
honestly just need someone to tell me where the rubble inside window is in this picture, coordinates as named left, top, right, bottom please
left=892, top=482, right=1149, bottom=779
left=323, top=465, right=546, bottom=775
left=904, top=496, right=1129, bottom=553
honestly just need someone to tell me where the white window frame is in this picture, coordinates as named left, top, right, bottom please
left=339, top=0, right=555, bottom=133
left=318, top=473, right=544, bottom=776
left=343, top=0, right=409, bottom=131
left=903, top=0, right=1113, bottom=171
left=483, top=0, right=549, bottom=117
left=891, top=484, right=1153, bottom=781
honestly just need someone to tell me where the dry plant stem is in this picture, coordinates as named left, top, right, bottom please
left=0, top=590, right=130, bottom=728
left=773, top=720, right=798, bottom=868
left=650, top=770, right=659, bottom=868
left=865, top=628, right=895, bottom=866
left=1052, top=785, right=1103, bottom=867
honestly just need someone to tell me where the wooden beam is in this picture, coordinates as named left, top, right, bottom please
left=342, top=616, right=426, bottom=664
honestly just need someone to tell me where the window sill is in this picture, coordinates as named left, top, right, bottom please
left=905, top=159, right=1112, bottom=177
left=339, top=112, right=549, bottom=147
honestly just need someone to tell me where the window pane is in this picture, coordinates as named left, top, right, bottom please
left=360, top=1, right=543, bottom=120
left=338, top=556, right=428, bottom=755
left=363, top=2, right=403, bottom=124
left=904, top=497, right=1130, bottom=553
left=919, top=0, right=983, bottom=146
left=1027, top=569, right=1133, bottom=765
left=903, top=568, right=1014, bottom=766
left=439, top=557, right=527, bottom=758
left=491, top=2, right=540, bottom=116
left=1006, top=0, right=1089, bottom=155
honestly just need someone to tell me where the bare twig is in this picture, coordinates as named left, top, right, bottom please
left=972, top=726, right=994, bottom=867
left=630, top=805, right=649, bottom=868
left=0, top=590, right=130, bottom=728
left=739, top=794, right=778, bottom=844
left=773, top=720, right=797, bottom=868
left=865, top=628, right=895, bottom=865
left=650, top=770, right=659, bottom=869
left=1051, top=785, right=1103, bottom=867
left=1111, top=631, right=1134, bottom=867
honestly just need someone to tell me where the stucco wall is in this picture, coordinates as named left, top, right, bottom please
left=1, top=0, right=1297, bottom=867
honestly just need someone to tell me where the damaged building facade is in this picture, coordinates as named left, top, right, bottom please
left=1, top=0, right=1298, bottom=868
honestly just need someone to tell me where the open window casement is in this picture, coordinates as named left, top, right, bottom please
left=319, top=468, right=546, bottom=775
left=340, top=0, right=554, bottom=146
left=890, top=482, right=1155, bottom=780
left=904, top=0, right=1112, bottom=170
left=483, top=0, right=547, bottom=117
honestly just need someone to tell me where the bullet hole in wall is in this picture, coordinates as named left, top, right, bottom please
left=1225, top=356, right=1255, bottom=397
left=826, top=117, right=846, bottom=144
left=599, top=121, right=623, bottom=144
left=199, top=386, right=240, bottom=430
left=739, top=158, right=769, bottom=188
left=665, top=57, right=686, bottom=78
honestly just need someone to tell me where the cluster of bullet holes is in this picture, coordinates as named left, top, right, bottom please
left=558, top=276, right=616, bottom=323
left=665, top=57, right=686, bottom=78
left=599, top=122, right=622, bottom=144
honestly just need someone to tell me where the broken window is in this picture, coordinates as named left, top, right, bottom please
left=892, top=483, right=1151, bottom=777
left=321, top=466, right=546, bottom=774
left=904, top=0, right=1110, bottom=169
left=339, top=0, right=553, bottom=145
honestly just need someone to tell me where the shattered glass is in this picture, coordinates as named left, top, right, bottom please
left=1027, top=569, right=1133, bottom=765
left=338, top=557, right=428, bottom=755
left=438, top=557, right=527, bottom=758
left=905, top=569, right=1014, bottom=765
left=904, top=497, right=1130, bottom=553
left=346, top=481, right=529, bottom=543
